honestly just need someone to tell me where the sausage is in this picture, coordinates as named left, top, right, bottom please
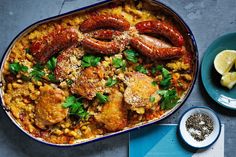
left=130, top=37, right=183, bottom=59
left=139, top=35, right=171, bottom=48
left=30, top=27, right=78, bottom=64
left=81, top=37, right=122, bottom=55
left=135, top=20, right=184, bottom=47
left=80, top=15, right=130, bottom=32
left=88, top=29, right=122, bottom=40
left=54, top=45, right=84, bottom=80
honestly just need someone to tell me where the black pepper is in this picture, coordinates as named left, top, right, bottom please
left=185, top=113, right=214, bottom=141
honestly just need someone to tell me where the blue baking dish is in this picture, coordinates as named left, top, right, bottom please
left=0, top=0, right=198, bottom=146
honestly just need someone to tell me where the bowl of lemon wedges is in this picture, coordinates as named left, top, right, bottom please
left=201, top=33, right=236, bottom=109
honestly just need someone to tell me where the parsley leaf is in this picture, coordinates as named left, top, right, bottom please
left=30, top=63, right=45, bottom=81
left=25, top=48, right=30, bottom=54
left=157, top=89, right=179, bottom=110
left=81, top=55, right=101, bottom=68
left=149, top=96, right=155, bottom=103
left=135, top=65, right=148, bottom=74
left=151, top=65, right=163, bottom=74
left=48, top=73, right=59, bottom=83
left=124, top=49, right=139, bottom=63
left=62, top=96, right=89, bottom=119
left=46, top=57, right=57, bottom=71
left=154, top=66, right=172, bottom=89
left=66, top=79, right=74, bottom=85
left=106, top=77, right=117, bottom=87
left=96, top=93, right=109, bottom=104
left=112, top=58, right=126, bottom=70
left=151, top=81, right=157, bottom=86
left=9, top=61, right=28, bottom=75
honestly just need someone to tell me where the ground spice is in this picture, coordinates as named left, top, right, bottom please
left=185, top=113, right=214, bottom=141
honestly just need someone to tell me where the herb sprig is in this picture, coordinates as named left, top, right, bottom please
left=96, top=93, right=109, bottom=104
left=62, top=96, right=89, bottom=119
left=106, top=77, right=117, bottom=87
left=9, top=61, right=28, bottom=75
left=124, top=49, right=139, bottom=63
left=157, top=89, right=179, bottom=110
left=81, top=55, right=101, bottom=68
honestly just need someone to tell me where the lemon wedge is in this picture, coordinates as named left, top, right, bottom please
left=214, top=50, right=236, bottom=75
left=220, top=72, right=236, bottom=89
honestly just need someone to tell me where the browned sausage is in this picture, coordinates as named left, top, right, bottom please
left=54, top=45, right=84, bottom=80
left=130, top=37, right=183, bottom=59
left=135, top=20, right=184, bottom=47
left=80, top=15, right=130, bottom=32
left=88, top=29, right=122, bottom=40
left=81, top=37, right=123, bottom=55
left=30, top=27, right=78, bottom=64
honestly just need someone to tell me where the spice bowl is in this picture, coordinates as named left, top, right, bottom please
left=178, top=106, right=221, bottom=149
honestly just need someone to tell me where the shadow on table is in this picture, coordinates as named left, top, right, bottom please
left=0, top=108, right=128, bottom=157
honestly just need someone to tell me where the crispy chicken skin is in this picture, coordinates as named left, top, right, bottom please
left=95, top=89, right=127, bottom=131
left=35, top=85, right=68, bottom=129
left=124, top=72, right=161, bottom=113
left=71, top=67, right=104, bottom=100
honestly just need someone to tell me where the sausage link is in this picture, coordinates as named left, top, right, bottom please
left=130, top=37, right=183, bottom=59
left=81, top=37, right=121, bottom=55
left=30, top=27, right=78, bottom=64
left=80, top=15, right=130, bottom=32
left=135, top=20, right=184, bottom=47
left=89, top=29, right=122, bottom=40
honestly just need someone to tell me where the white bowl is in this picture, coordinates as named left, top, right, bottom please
left=179, top=106, right=221, bottom=148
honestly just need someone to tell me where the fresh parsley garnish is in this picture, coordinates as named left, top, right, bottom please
left=46, top=57, right=57, bottom=71
left=48, top=73, right=59, bottom=83
left=62, top=96, right=89, bottom=119
left=81, top=55, right=101, bottom=68
left=66, top=79, right=74, bottom=85
left=135, top=65, right=148, bottom=74
left=124, top=49, right=139, bottom=63
left=25, top=48, right=30, bottom=54
left=30, top=63, right=45, bottom=81
left=151, top=81, right=157, bottom=86
left=149, top=96, right=155, bottom=103
left=9, top=61, right=28, bottom=75
left=96, top=93, right=109, bottom=104
left=106, top=77, right=117, bottom=87
left=151, top=65, right=163, bottom=74
left=112, top=58, right=126, bottom=70
left=157, top=89, right=179, bottom=110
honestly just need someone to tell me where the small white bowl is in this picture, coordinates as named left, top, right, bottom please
left=179, top=106, right=221, bottom=149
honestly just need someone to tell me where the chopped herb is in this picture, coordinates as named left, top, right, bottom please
left=155, top=66, right=172, bottom=89
left=25, top=48, right=30, bottom=54
left=151, top=81, right=157, bottom=86
left=21, top=75, right=30, bottom=81
left=46, top=57, right=57, bottom=71
left=124, top=49, right=139, bottom=63
left=135, top=65, right=148, bottom=74
left=157, top=89, right=179, bottom=110
left=151, top=65, right=163, bottom=74
left=112, top=58, right=126, bottom=70
left=9, top=61, right=28, bottom=75
left=66, top=79, right=74, bottom=85
left=149, top=96, right=155, bottom=103
left=96, top=93, right=109, bottom=104
left=81, top=55, right=101, bottom=68
left=62, top=96, right=88, bottom=119
left=30, top=63, right=45, bottom=81
left=106, top=77, right=117, bottom=87
left=48, top=73, right=59, bottom=83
